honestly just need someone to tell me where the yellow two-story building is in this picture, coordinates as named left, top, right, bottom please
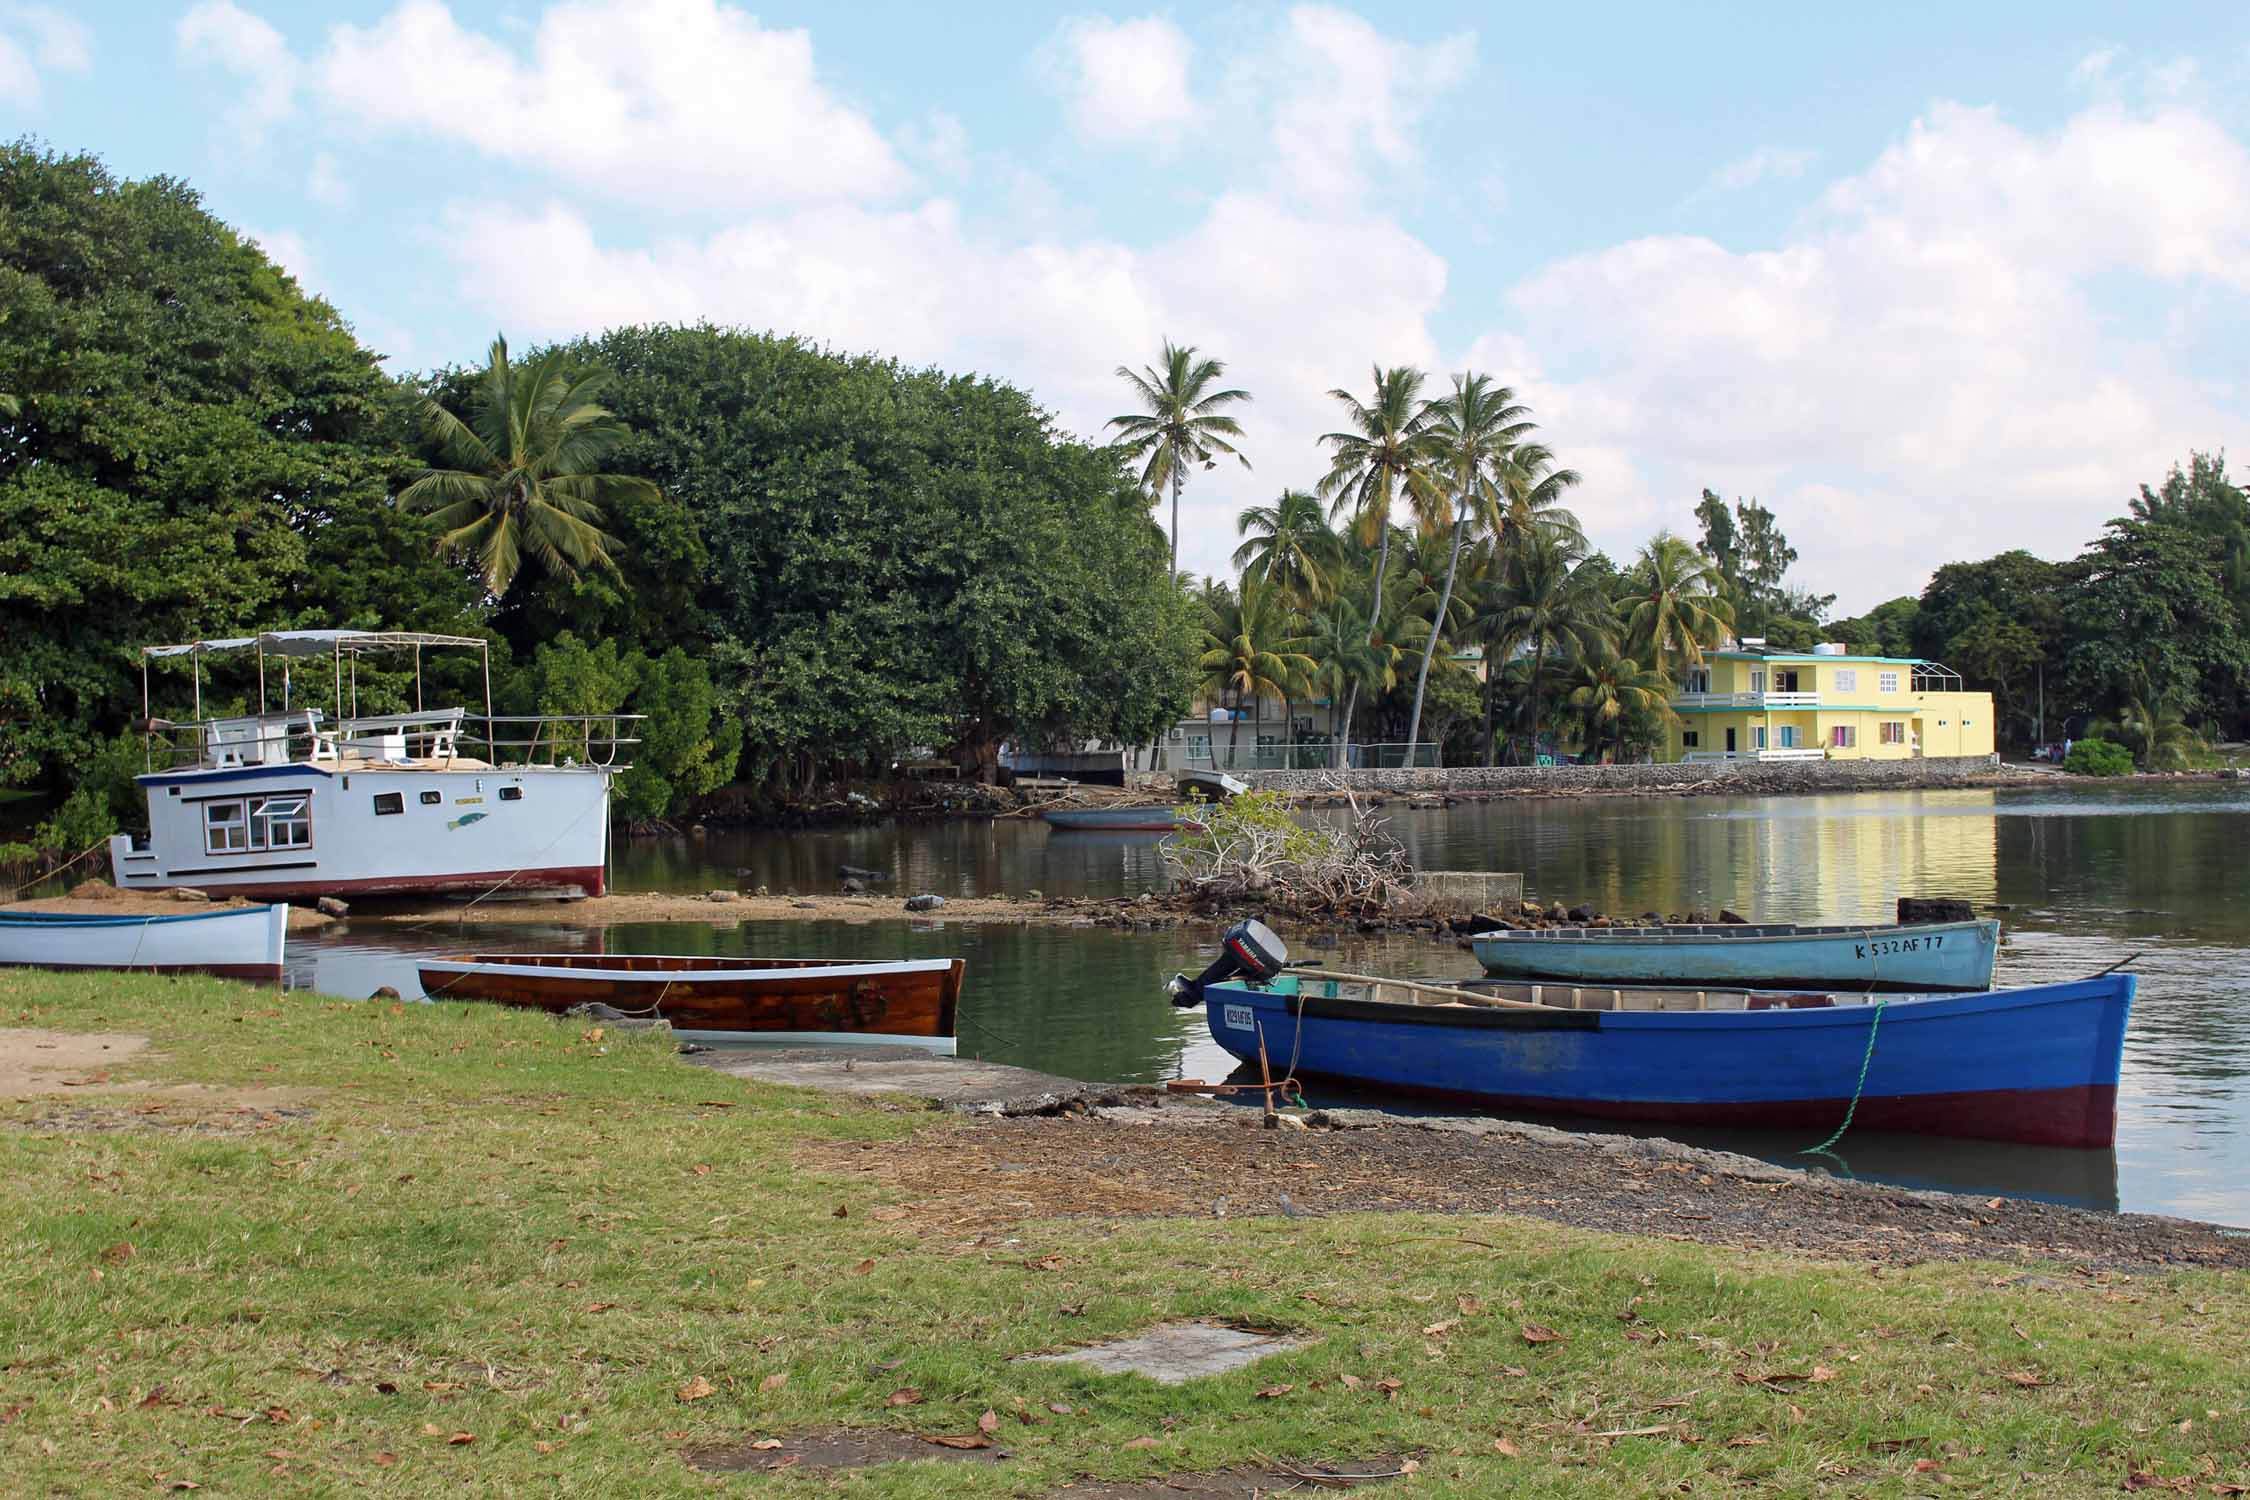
left=1665, top=646, right=1995, bottom=763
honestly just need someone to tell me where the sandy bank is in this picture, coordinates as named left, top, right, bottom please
left=8, top=888, right=334, bottom=932
left=359, top=890, right=1131, bottom=929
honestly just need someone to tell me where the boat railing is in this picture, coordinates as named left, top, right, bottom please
left=140, top=709, right=643, bottom=772
left=465, top=715, right=644, bottom=770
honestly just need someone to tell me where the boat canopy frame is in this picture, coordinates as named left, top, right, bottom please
left=136, top=630, right=641, bottom=773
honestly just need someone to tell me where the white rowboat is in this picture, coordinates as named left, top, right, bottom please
left=0, top=904, right=288, bottom=980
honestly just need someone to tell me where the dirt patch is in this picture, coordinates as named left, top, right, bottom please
left=801, top=1107, right=2250, bottom=1274
left=1056, top=1457, right=1411, bottom=1496
left=360, top=890, right=1090, bottom=929
left=685, top=1425, right=1011, bottom=1474
left=0, top=1028, right=314, bottom=1112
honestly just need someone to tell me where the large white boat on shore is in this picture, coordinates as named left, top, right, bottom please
left=107, top=631, right=637, bottom=901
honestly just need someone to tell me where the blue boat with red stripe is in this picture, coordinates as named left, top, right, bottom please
left=1169, top=922, right=2132, bottom=1149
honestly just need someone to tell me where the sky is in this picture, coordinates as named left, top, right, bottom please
left=4, top=1, right=2248, bottom=613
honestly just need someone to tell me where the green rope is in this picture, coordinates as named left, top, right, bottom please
left=1799, top=997, right=1888, bottom=1157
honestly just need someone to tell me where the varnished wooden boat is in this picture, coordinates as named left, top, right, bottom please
left=416, top=953, right=964, bottom=1053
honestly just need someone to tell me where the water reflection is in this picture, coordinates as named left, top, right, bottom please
left=301, top=782, right=2249, bottom=1225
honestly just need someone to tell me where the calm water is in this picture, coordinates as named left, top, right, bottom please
left=296, top=784, right=2250, bottom=1225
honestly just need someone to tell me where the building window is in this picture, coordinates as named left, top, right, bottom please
left=1880, top=721, right=1905, bottom=745
left=204, top=801, right=247, bottom=854
left=1683, top=669, right=1709, bottom=694
left=372, top=792, right=404, bottom=816
left=420, top=790, right=442, bottom=805
left=1749, top=670, right=1767, bottom=693
left=499, top=786, right=523, bottom=802
left=1681, top=731, right=1699, bottom=748
left=1830, top=726, right=1856, bottom=748
left=1834, top=669, right=1857, bottom=692
left=1778, top=725, right=1799, bottom=748
left=1879, top=671, right=1900, bottom=693
left=1754, top=726, right=1768, bottom=749
left=249, top=794, right=310, bottom=850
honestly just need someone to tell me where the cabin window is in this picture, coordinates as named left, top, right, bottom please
left=1879, top=671, right=1900, bottom=693
left=1833, top=669, right=1857, bottom=692
left=250, top=794, right=310, bottom=850
left=1681, top=731, right=1699, bottom=748
left=499, top=786, right=523, bottom=802
left=1880, top=721, right=1906, bottom=744
left=420, top=790, right=442, bottom=805
left=372, top=792, right=404, bottom=816
left=204, top=801, right=248, bottom=854
left=1830, top=726, right=1856, bottom=748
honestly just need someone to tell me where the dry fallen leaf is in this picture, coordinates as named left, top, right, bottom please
left=1727, top=1435, right=1770, bottom=1448
left=690, top=1164, right=712, bottom=1177
left=750, top=1439, right=784, bottom=1451
left=2004, top=1370, right=2046, bottom=1388
left=1048, top=1402, right=1073, bottom=1415
left=1122, top=1436, right=1160, bottom=1450
left=101, top=1242, right=134, bottom=1264
left=977, top=1409, right=999, bottom=1435
left=886, top=1389, right=923, bottom=1407
left=676, top=1377, right=716, bottom=1404
left=1255, top=1384, right=1294, bottom=1399
left=850, top=1259, right=876, bottom=1276
left=1521, top=1323, right=1566, bottom=1345
left=446, top=1432, right=475, bottom=1446
left=1493, top=1437, right=1522, bottom=1458
left=1810, top=1365, right=1837, bottom=1382
left=924, top=1434, right=992, bottom=1450
left=831, top=1205, right=849, bottom=1218
left=759, top=1373, right=788, bottom=1394
left=1338, top=1374, right=1361, bottom=1390
left=371, top=1453, right=396, bottom=1468
left=1420, top=1320, right=1458, bottom=1338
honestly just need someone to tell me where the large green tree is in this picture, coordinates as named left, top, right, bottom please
left=1622, top=534, right=1733, bottom=680
left=0, top=143, right=478, bottom=804
left=1472, top=529, right=1616, bottom=764
left=1232, top=489, right=1340, bottom=608
left=570, top=326, right=1197, bottom=790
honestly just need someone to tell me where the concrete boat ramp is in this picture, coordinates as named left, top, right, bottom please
left=686, top=1043, right=1130, bottom=1117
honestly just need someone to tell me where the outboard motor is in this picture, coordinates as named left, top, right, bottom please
left=1166, top=919, right=1289, bottom=1008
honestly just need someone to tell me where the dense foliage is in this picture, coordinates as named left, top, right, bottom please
left=0, top=142, right=480, bottom=830
left=2063, top=738, right=2134, bottom=777
left=515, top=326, right=1199, bottom=791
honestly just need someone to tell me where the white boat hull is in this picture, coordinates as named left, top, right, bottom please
left=0, top=904, right=287, bottom=979
left=110, top=763, right=613, bottom=899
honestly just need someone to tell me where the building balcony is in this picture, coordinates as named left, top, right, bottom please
left=1671, top=691, right=1822, bottom=711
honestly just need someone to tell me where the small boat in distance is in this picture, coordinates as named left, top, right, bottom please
left=1040, top=805, right=1200, bottom=832
left=1170, top=921, right=2129, bottom=1148
left=1472, top=917, right=2000, bottom=992
left=0, top=904, right=288, bottom=981
left=417, top=953, right=964, bottom=1053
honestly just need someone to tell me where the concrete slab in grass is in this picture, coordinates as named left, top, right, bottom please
left=1017, top=1321, right=1310, bottom=1384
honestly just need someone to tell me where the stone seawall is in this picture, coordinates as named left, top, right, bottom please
left=1239, top=753, right=2008, bottom=797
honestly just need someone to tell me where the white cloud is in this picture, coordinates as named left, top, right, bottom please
left=1483, top=99, right=2250, bottom=610
left=312, top=0, right=907, bottom=208
left=307, top=151, right=349, bottom=206
left=1044, top=15, right=1199, bottom=146
left=434, top=187, right=1448, bottom=578
left=1708, top=145, right=1815, bottom=192
left=1258, top=5, right=1474, bottom=202
left=899, top=111, right=971, bottom=179
left=0, top=4, right=90, bottom=107
left=176, top=0, right=297, bottom=141
left=2071, top=46, right=2119, bottom=88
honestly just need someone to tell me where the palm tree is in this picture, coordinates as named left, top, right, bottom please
left=1317, top=366, right=1439, bottom=766
left=1199, top=583, right=1316, bottom=769
left=1474, top=530, right=1617, bottom=764
left=400, top=334, right=652, bottom=599
left=1622, top=532, right=1734, bottom=681
left=1106, top=340, right=1252, bottom=571
left=1402, top=373, right=1543, bottom=762
left=1565, top=646, right=1674, bottom=764
left=2100, top=683, right=2206, bottom=770
left=1483, top=439, right=1584, bottom=552
left=1233, top=490, right=1340, bottom=608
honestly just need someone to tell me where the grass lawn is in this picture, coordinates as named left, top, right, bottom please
left=3, top=969, right=2246, bottom=1497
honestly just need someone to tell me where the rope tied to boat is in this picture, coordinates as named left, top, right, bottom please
left=1800, top=948, right=1888, bottom=1157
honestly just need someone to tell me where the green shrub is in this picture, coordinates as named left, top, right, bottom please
left=2063, top=737, right=2135, bottom=777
